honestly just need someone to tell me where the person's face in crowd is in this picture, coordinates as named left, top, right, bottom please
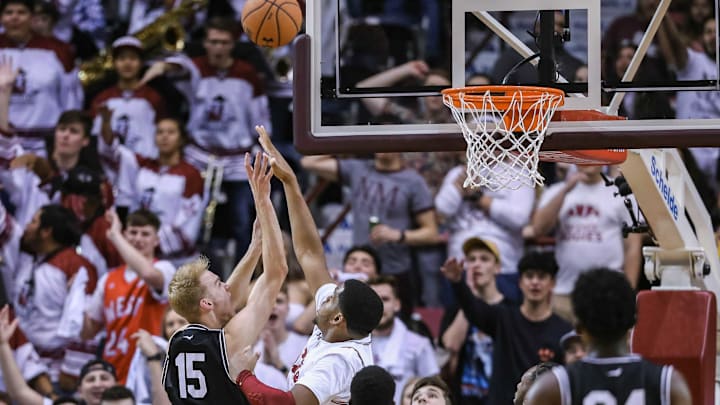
left=198, top=270, right=234, bottom=326
left=78, top=370, right=116, bottom=405
left=344, top=250, right=378, bottom=279
left=155, top=119, right=184, bottom=156
left=54, top=122, right=89, bottom=158
left=615, top=46, right=635, bottom=79
left=204, top=28, right=234, bottom=66
left=370, top=283, right=400, bottom=331
left=163, top=308, right=188, bottom=339
left=411, top=384, right=449, bottom=405
left=315, top=284, right=344, bottom=333
left=123, top=224, right=159, bottom=258
left=519, top=270, right=555, bottom=304
left=690, top=0, right=712, bottom=24
left=422, top=74, right=451, bottom=115
left=113, top=48, right=142, bottom=81
left=465, top=248, right=500, bottom=290
left=1, top=4, right=32, bottom=41
left=703, top=18, right=716, bottom=58
left=564, top=340, right=587, bottom=364
left=100, top=399, right=133, bottom=405
left=20, top=209, right=45, bottom=253
left=30, top=11, right=53, bottom=36
left=577, top=164, right=603, bottom=180
left=266, top=291, right=290, bottom=332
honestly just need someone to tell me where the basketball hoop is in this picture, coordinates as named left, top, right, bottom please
left=442, top=85, right=628, bottom=191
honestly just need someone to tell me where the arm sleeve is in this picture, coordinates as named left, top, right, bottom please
left=486, top=186, right=535, bottom=231
left=157, top=172, right=204, bottom=256
left=0, top=168, right=50, bottom=228
left=450, top=281, right=499, bottom=337
left=410, top=174, right=435, bottom=214
left=57, top=267, right=91, bottom=340
left=85, top=273, right=108, bottom=323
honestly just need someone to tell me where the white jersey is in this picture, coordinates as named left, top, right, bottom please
left=165, top=54, right=272, bottom=181
left=435, top=165, right=534, bottom=274
left=288, top=283, right=373, bottom=405
left=91, top=85, right=165, bottom=160
left=372, top=317, right=440, bottom=403
left=0, top=34, right=82, bottom=155
left=539, top=180, right=632, bottom=294
left=98, top=138, right=204, bottom=260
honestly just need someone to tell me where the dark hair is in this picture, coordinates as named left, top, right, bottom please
left=57, top=110, right=92, bottom=139
left=367, top=275, right=399, bottom=299
left=52, top=397, right=81, bottom=405
left=34, top=0, right=59, bottom=21
left=155, top=116, right=190, bottom=149
left=79, top=358, right=117, bottom=381
left=100, top=385, right=135, bottom=402
left=0, top=0, right=33, bottom=13
left=0, top=391, right=10, bottom=405
left=338, top=279, right=383, bottom=336
left=39, top=205, right=82, bottom=247
left=572, top=269, right=636, bottom=345
left=349, top=365, right=395, bottom=405
left=343, top=245, right=382, bottom=274
left=411, top=376, right=452, bottom=404
left=205, top=16, right=237, bottom=37
left=517, top=251, right=558, bottom=277
left=126, top=209, right=161, bottom=230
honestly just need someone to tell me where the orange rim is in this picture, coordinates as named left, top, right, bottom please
left=441, top=85, right=565, bottom=110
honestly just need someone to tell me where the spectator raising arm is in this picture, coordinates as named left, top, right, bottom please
left=300, top=155, right=339, bottom=183
left=532, top=172, right=586, bottom=236
left=0, top=56, right=17, bottom=133
left=0, top=306, right=45, bottom=405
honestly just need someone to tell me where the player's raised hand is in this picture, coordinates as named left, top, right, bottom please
left=245, top=151, right=273, bottom=201
left=0, top=305, right=18, bottom=345
left=255, top=125, right=295, bottom=184
left=231, top=345, right=260, bottom=373
left=0, top=55, right=18, bottom=92
left=440, top=257, right=464, bottom=283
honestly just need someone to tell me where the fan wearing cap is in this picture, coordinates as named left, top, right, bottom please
left=441, top=250, right=572, bottom=405
left=0, top=0, right=82, bottom=156
left=0, top=306, right=118, bottom=405
left=91, top=36, right=166, bottom=161
left=439, top=237, right=505, bottom=404
left=559, top=331, right=586, bottom=365
left=229, top=128, right=384, bottom=405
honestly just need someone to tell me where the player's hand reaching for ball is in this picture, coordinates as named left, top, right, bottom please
left=440, top=257, right=465, bottom=283
left=256, top=125, right=295, bottom=184
left=231, top=345, right=260, bottom=374
left=245, top=151, right=273, bottom=202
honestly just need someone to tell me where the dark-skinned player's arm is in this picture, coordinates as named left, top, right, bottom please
left=226, top=219, right=262, bottom=311
left=257, top=125, right=334, bottom=296
left=224, top=152, right=288, bottom=378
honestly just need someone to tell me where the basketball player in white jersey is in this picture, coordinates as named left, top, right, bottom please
left=525, top=269, right=692, bottom=404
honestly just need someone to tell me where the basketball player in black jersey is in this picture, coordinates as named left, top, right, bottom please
left=526, top=269, right=691, bottom=404
left=161, top=150, right=288, bottom=404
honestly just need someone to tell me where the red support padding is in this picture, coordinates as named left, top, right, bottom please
left=631, top=290, right=716, bottom=405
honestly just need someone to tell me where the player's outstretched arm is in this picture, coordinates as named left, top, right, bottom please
left=256, top=126, right=333, bottom=295
left=225, top=152, right=288, bottom=371
left=226, top=219, right=262, bottom=311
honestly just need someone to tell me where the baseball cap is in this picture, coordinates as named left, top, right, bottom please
left=560, top=330, right=583, bottom=350
left=62, top=166, right=102, bottom=196
left=462, top=237, right=501, bottom=263
left=79, top=359, right=116, bottom=380
left=112, top=36, right=143, bottom=55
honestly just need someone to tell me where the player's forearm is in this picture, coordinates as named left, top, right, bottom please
left=148, top=359, right=172, bottom=405
left=282, top=180, right=333, bottom=292
left=255, top=198, right=288, bottom=281
left=236, top=370, right=297, bottom=405
left=227, top=236, right=262, bottom=310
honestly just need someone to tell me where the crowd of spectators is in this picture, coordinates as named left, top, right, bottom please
left=0, top=0, right=717, bottom=404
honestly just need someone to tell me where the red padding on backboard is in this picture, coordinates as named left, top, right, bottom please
left=631, top=290, right=716, bottom=405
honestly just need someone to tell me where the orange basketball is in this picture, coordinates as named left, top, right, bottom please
left=241, top=0, right=303, bottom=48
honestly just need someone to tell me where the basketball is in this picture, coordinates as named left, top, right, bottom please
left=241, top=0, right=303, bottom=48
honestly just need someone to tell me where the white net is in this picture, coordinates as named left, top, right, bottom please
left=443, top=87, right=564, bottom=191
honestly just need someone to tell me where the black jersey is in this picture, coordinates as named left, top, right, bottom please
left=162, top=324, right=250, bottom=405
left=554, top=355, right=673, bottom=405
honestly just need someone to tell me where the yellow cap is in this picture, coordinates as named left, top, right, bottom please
left=462, top=237, right=501, bottom=263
